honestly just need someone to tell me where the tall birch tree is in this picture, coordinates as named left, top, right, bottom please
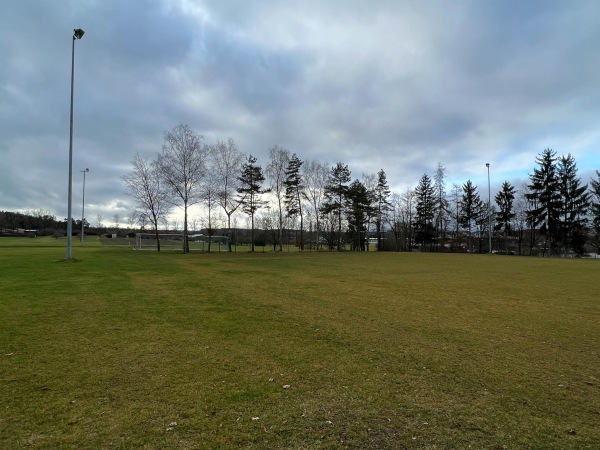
left=157, top=124, right=207, bottom=253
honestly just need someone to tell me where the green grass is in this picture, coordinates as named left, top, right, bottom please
left=0, top=238, right=598, bottom=449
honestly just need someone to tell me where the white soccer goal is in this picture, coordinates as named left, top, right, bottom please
left=135, top=233, right=230, bottom=251
left=135, top=233, right=183, bottom=251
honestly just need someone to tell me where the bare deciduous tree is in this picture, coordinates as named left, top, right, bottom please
left=513, top=187, right=529, bottom=256
left=303, top=160, right=328, bottom=249
left=123, top=153, right=173, bottom=250
left=386, top=189, right=415, bottom=252
left=450, top=184, right=462, bottom=243
left=157, top=124, right=207, bottom=253
left=361, top=172, right=377, bottom=250
left=266, top=145, right=290, bottom=251
left=433, top=163, right=449, bottom=251
left=127, top=211, right=139, bottom=231
left=201, top=170, right=219, bottom=252
left=210, top=138, right=245, bottom=247
left=257, top=209, right=281, bottom=252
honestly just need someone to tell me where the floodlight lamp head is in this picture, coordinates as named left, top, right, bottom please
left=85, top=168, right=89, bottom=172
left=486, top=163, right=490, bottom=168
left=73, top=28, right=85, bottom=39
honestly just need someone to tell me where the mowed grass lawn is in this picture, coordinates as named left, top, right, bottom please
left=0, top=238, right=598, bottom=449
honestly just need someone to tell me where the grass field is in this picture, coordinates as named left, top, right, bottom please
left=0, top=237, right=598, bottom=449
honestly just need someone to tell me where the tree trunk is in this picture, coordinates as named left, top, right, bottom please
left=250, top=212, right=255, bottom=252
left=183, top=204, right=189, bottom=253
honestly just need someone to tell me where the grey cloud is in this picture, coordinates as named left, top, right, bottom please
left=1, top=0, right=599, bottom=224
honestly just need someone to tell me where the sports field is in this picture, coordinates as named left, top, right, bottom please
left=0, top=237, right=598, bottom=449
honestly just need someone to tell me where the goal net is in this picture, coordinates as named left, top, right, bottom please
left=135, top=233, right=230, bottom=251
left=135, top=233, right=183, bottom=251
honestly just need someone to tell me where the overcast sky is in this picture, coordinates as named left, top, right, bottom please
left=1, top=0, right=599, bottom=226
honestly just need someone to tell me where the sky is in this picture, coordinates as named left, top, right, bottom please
left=1, top=0, right=599, bottom=227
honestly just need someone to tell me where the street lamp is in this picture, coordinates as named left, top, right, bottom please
left=486, top=163, right=492, bottom=254
left=66, top=28, right=85, bottom=260
left=81, top=168, right=89, bottom=243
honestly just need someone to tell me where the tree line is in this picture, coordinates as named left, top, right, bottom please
left=0, top=210, right=60, bottom=235
left=121, top=124, right=600, bottom=256
left=3, top=123, right=599, bottom=257
left=0, top=209, right=121, bottom=238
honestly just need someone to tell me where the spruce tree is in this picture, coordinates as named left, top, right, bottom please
left=557, top=154, right=589, bottom=256
left=590, top=171, right=600, bottom=253
left=321, top=163, right=351, bottom=250
left=460, top=180, right=483, bottom=253
left=414, top=174, right=436, bottom=251
left=526, top=148, right=561, bottom=256
left=495, top=181, right=516, bottom=252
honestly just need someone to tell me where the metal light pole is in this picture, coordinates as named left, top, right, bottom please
left=486, top=163, right=492, bottom=254
left=80, top=168, right=89, bottom=243
left=66, top=28, right=85, bottom=260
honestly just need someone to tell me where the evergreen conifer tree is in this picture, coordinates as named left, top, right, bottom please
left=460, top=180, right=483, bottom=252
left=284, top=154, right=305, bottom=250
left=373, top=169, right=392, bottom=251
left=414, top=174, right=436, bottom=250
left=237, top=155, right=270, bottom=252
left=345, top=179, right=373, bottom=251
left=590, top=171, right=600, bottom=253
left=495, top=181, right=516, bottom=251
left=557, top=154, right=589, bottom=256
left=321, top=163, right=351, bottom=250
left=526, top=148, right=561, bottom=256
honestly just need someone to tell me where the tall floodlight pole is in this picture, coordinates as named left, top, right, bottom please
left=80, top=168, right=89, bottom=243
left=486, top=163, right=492, bottom=254
left=66, top=28, right=85, bottom=260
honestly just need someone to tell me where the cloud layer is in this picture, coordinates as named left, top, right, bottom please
left=1, top=0, right=599, bottom=224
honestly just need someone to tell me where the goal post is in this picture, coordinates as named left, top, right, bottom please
left=135, top=233, right=183, bottom=251
left=134, top=233, right=230, bottom=252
